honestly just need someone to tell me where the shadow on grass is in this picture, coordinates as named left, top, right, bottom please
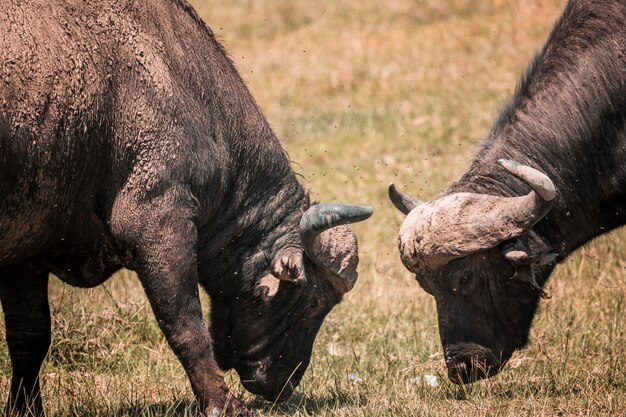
left=53, top=399, right=198, bottom=417
left=248, top=390, right=367, bottom=415
left=115, top=400, right=197, bottom=417
left=436, top=371, right=594, bottom=402
left=50, top=392, right=364, bottom=417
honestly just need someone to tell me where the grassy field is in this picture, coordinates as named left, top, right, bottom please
left=1, top=0, right=625, bottom=415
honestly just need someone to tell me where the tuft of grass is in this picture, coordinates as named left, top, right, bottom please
left=1, top=0, right=625, bottom=416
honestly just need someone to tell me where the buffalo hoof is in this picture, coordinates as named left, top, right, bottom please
left=205, top=398, right=253, bottom=417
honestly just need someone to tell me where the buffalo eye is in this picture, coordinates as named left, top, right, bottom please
left=460, top=272, right=473, bottom=285
left=310, top=296, right=329, bottom=316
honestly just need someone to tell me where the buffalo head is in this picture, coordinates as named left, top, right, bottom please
left=389, top=160, right=557, bottom=383
left=209, top=203, right=372, bottom=401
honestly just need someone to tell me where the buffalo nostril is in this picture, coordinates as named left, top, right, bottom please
left=446, top=357, right=471, bottom=384
left=445, top=343, right=502, bottom=384
left=448, top=357, right=499, bottom=384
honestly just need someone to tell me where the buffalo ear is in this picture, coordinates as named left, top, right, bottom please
left=269, top=248, right=306, bottom=284
left=507, top=252, right=557, bottom=267
left=501, top=239, right=556, bottom=294
left=254, top=273, right=281, bottom=303
left=254, top=248, right=306, bottom=302
left=501, top=239, right=556, bottom=267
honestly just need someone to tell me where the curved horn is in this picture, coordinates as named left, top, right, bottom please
left=497, top=159, right=556, bottom=227
left=300, top=203, right=373, bottom=261
left=396, top=160, right=556, bottom=272
left=388, top=183, right=423, bottom=215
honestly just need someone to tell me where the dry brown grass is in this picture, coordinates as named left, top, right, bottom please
left=1, top=0, right=625, bottom=416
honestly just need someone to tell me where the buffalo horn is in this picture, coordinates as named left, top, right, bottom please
left=300, top=203, right=373, bottom=263
left=388, top=183, right=423, bottom=215
left=497, top=159, right=556, bottom=228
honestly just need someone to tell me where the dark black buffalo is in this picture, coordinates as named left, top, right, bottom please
left=389, top=0, right=625, bottom=383
left=0, top=0, right=372, bottom=415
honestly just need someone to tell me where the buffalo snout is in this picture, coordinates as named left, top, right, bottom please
left=238, top=359, right=303, bottom=402
left=444, top=343, right=503, bottom=384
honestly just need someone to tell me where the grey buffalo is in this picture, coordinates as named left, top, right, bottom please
left=390, top=0, right=625, bottom=383
left=0, top=0, right=372, bottom=415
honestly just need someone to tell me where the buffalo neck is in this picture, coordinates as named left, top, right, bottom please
left=197, top=183, right=308, bottom=298
left=193, top=110, right=309, bottom=296
left=157, top=15, right=313, bottom=295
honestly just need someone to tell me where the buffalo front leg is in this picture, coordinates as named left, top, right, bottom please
left=111, top=192, right=250, bottom=416
left=0, top=268, right=50, bottom=417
